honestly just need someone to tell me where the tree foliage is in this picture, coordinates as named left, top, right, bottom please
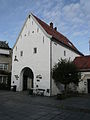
left=52, top=59, right=81, bottom=91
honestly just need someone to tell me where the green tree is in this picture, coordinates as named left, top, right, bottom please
left=52, top=59, right=81, bottom=92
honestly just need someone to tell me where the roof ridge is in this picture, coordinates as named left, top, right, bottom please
left=74, top=56, right=90, bottom=70
left=32, top=13, right=83, bottom=56
left=33, top=14, right=70, bottom=40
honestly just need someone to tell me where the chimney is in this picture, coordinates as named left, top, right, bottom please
left=29, top=15, right=30, bottom=18
left=54, top=27, right=57, bottom=31
left=50, top=22, right=53, bottom=29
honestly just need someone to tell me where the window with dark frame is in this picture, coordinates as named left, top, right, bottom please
left=20, top=51, right=23, bottom=56
left=33, top=48, right=37, bottom=54
left=43, top=36, right=44, bottom=43
left=64, top=50, right=66, bottom=56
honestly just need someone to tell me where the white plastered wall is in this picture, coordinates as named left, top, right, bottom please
left=11, top=15, right=51, bottom=96
left=51, top=40, right=80, bottom=95
left=78, top=72, right=90, bottom=93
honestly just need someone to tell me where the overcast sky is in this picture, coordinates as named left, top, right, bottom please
left=0, top=0, right=90, bottom=55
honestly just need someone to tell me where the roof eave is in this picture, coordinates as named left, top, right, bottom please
left=13, top=13, right=52, bottom=50
left=13, top=13, right=30, bottom=49
left=52, top=36, right=83, bottom=56
left=0, top=47, right=11, bottom=50
left=31, top=13, right=52, bottom=39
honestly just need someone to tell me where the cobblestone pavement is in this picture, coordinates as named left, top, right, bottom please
left=0, top=91, right=90, bottom=120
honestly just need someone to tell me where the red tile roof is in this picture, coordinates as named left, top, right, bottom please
left=32, top=14, right=83, bottom=55
left=74, top=56, right=90, bottom=71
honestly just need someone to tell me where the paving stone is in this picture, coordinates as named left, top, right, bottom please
left=0, top=91, right=90, bottom=120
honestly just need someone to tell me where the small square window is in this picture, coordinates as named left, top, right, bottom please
left=33, top=48, right=37, bottom=54
left=20, top=51, right=23, bottom=56
left=64, top=50, right=66, bottom=56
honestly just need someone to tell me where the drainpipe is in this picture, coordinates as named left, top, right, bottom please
left=50, top=39, right=52, bottom=96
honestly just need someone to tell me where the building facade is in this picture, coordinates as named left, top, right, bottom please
left=74, top=56, right=90, bottom=94
left=11, top=13, right=83, bottom=96
left=0, top=41, right=12, bottom=89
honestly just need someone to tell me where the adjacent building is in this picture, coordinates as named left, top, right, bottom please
left=0, top=41, right=12, bottom=89
left=74, top=56, right=90, bottom=93
left=11, top=13, right=84, bottom=96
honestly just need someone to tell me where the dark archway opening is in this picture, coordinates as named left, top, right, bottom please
left=22, top=67, right=34, bottom=91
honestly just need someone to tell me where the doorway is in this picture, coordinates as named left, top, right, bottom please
left=21, top=67, right=34, bottom=90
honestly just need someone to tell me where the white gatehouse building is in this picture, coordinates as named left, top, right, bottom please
left=11, top=13, right=84, bottom=96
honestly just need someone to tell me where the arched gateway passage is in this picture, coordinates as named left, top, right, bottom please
left=21, top=67, right=34, bottom=90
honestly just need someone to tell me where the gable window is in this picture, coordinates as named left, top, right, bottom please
left=32, top=21, right=33, bottom=25
left=33, top=48, right=37, bottom=54
left=20, top=51, right=23, bottom=56
left=37, top=28, right=39, bottom=33
left=43, top=36, right=44, bottom=43
left=64, top=50, right=66, bottom=56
